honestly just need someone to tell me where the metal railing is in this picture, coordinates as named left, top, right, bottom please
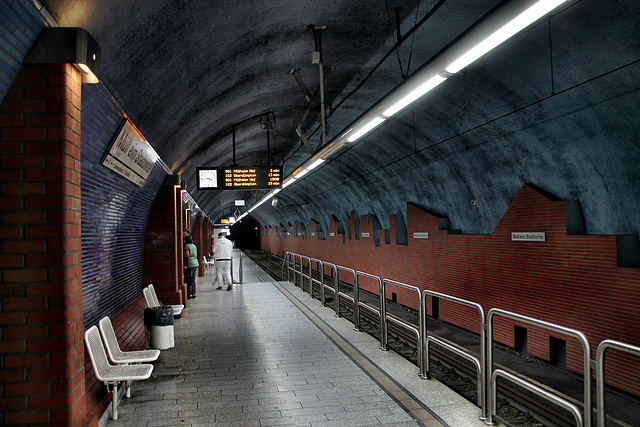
left=597, top=340, right=640, bottom=427
left=487, top=308, right=590, bottom=426
left=427, top=335, right=482, bottom=407
left=280, top=251, right=638, bottom=426
left=336, top=265, right=356, bottom=319
left=230, top=252, right=244, bottom=283
left=422, top=289, right=486, bottom=419
left=492, top=370, right=583, bottom=427
left=300, top=255, right=311, bottom=294
left=355, top=272, right=382, bottom=334
left=382, top=279, right=423, bottom=365
left=309, top=258, right=323, bottom=300
left=321, top=261, right=337, bottom=308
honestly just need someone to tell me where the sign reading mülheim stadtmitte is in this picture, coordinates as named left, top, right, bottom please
left=511, top=232, right=546, bottom=242
left=102, top=119, right=158, bottom=187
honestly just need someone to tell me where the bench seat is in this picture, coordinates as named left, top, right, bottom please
left=85, top=326, right=153, bottom=420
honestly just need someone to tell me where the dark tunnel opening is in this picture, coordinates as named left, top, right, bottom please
left=232, top=218, right=261, bottom=250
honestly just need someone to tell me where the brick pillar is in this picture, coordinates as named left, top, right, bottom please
left=142, top=184, right=184, bottom=305
left=177, top=189, right=187, bottom=301
left=0, top=64, right=85, bottom=425
left=192, top=214, right=206, bottom=276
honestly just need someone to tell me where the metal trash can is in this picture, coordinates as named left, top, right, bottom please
left=144, top=307, right=175, bottom=349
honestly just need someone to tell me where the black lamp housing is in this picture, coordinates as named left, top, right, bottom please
left=25, top=27, right=101, bottom=82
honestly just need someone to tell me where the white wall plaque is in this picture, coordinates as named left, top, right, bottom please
left=361, top=232, right=371, bottom=237
left=102, top=119, right=158, bottom=187
left=511, top=232, right=546, bottom=242
left=330, top=232, right=336, bottom=237
left=413, top=232, right=430, bottom=239
left=311, top=232, right=315, bottom=236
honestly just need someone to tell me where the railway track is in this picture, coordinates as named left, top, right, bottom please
left=243, top=250, right=604, bottom=427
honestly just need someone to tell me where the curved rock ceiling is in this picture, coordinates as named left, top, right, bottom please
left=42, top=0, right=640, bottom=236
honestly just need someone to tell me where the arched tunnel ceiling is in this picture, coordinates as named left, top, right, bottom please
left=42, top=0, right=639, bottom=235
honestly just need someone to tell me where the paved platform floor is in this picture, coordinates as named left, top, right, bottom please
left=107, top=252, right=485, bottom=426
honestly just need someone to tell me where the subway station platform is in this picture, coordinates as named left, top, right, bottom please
left=108, top=251, right=484, bottom=426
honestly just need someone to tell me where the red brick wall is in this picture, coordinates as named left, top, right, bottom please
left=142, top=184, right=185, bottom=305
left=0, top=64, right=86, bottom=425
left=261, top=184, right=640, bottom=395
left=192, top=213, right=213, bottom=277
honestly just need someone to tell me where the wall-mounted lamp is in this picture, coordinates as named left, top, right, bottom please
left=25, top=27, right=101, bottom=83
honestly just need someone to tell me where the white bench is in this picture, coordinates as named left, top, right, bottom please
left=85, top=326, right=153, bottom=420
left=203, top=255, right=215, bottom=270
left=146, top=284, right=183, bottom=316
left=98, top=316, right=160, bottom=366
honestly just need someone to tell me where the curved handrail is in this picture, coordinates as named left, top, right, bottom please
left=355, top=272, right=381, bottom=332
left=382, top=279, right=423, bottom=365
left=421, top=290, right=486, bottom=418
left=492, top=369, right=582, bottom=427
left=336, top=265, right=356, bottom=320
left=487, top=308, right=591, bottom=427
left=309, top=257, right=322, bottom=299
left=321, top=261, right=337, bottom=310
left=597, top=339, right=640, bottom=427
left=230, top=252, right=244, bottom=283
left=293, top=253, right=303, bottom=289
left=299, top=255, right=311, bottom=293
left=427, top=336, right=482, bottom=407
left=282, top=251, right=294, bottom=282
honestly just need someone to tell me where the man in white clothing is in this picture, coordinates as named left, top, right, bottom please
left=213, top=232, right=234, bottom=291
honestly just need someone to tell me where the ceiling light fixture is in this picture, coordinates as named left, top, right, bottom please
left=382, top=75, right=448, bottom=117
left=281, top=178, right=295, bottom=188
left=346, top=116, right=386, bottom=143
left=445, top=0, right=569, bottom=74
left=242, top=0, right=572, bottom=216
left=294, top=168, right=310, bottom=179
left=305, top=158, right=325, bottom=171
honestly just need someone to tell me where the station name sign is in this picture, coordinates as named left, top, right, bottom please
left=197, top=167, right=282, bottom=190
left=511, top=232, right=546, bottom=242
left=102, top=119, right=158, bottom=187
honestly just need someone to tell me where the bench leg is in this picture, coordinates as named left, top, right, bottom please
left=110, top=382, right=119, bottom=420
left=125, top=380, right=132, bottom=398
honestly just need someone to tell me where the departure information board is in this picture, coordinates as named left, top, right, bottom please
left=197, top=167, right=282, bottom=190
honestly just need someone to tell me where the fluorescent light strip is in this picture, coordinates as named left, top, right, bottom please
left=383, top=75, right=448, bottom=117
left=305, top=158, right=325, bottom=171
left=346, top=116, right=386, bottom=143
left=446, top=0, right=569, bottom=74
left=282, top=178, right=294, bottom=188
left=294, top=168, right=310, bottom=179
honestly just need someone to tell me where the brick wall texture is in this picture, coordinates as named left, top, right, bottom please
left=142, top=184, right=185, bottom=306
left=0, top=64, right=86, bottom=425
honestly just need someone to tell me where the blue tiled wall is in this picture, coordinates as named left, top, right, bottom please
left=0, top=0, right=45, bottom=103
left=81, top=83, right=170, bottom=328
